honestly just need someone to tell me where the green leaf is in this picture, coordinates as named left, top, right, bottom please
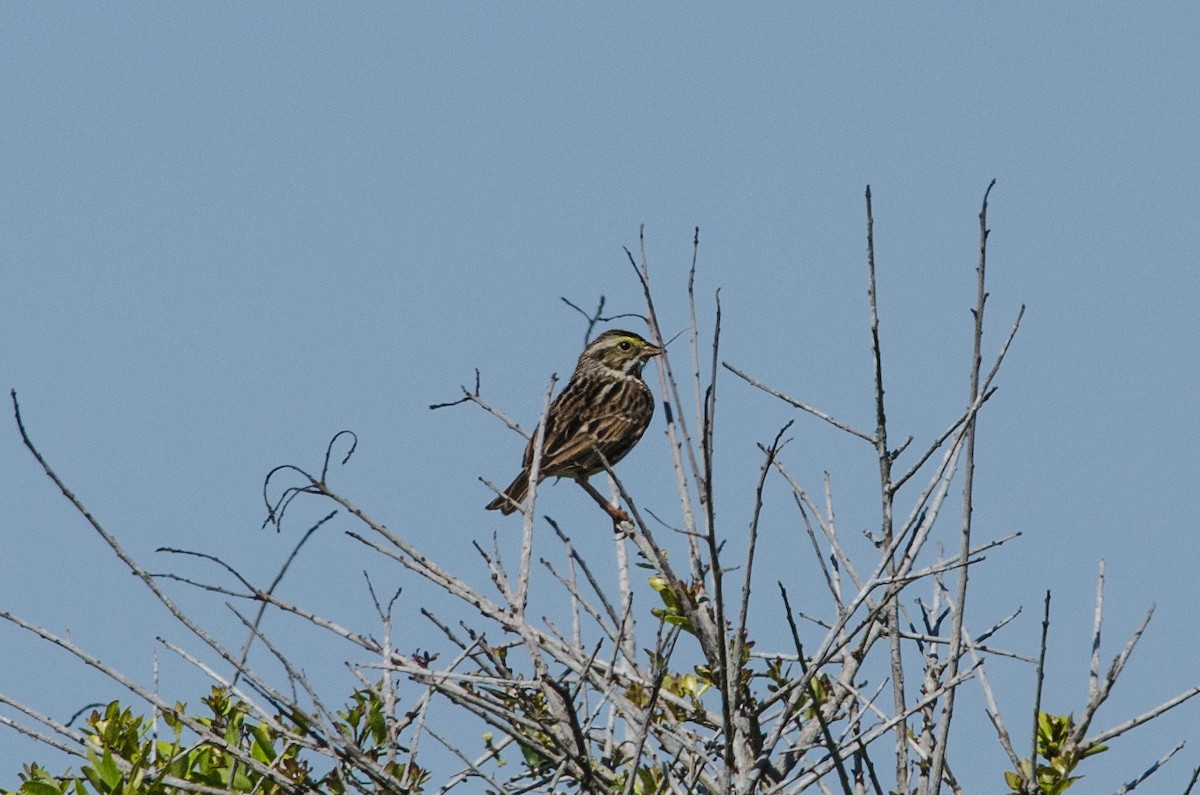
left=662, top=613, right=693, bottom=629
left=96, top=750, right=122, bottom=790
left=18, top=782, right=64, bottom=795
left=518, top=742, right=549, bottom=769
left=249, top=724, right=277, bottom=764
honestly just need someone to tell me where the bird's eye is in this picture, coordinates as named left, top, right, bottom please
left=618, top=341, right=631, bottom=351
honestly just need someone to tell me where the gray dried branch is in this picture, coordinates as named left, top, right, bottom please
left=1112, top=740, right=1186, bottom=794
left=721, top=363, right=874, bottom=443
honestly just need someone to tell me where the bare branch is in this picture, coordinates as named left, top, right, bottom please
left=928, top=177, right=996, bottom=792
left=722, top=363, right=874, bottom=443
left=1112, top=740, right=1186, bottom=794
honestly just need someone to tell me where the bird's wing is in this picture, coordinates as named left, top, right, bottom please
left=522, top=377, right=652, bottom=475
left=542, top=408, right=643, bottom=470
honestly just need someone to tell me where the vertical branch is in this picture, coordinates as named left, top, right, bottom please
left=682, top=231, right=709, bottom=583
left=687, top=227, right=707, bottom=487
left=151, top=649, right=160, bottom=767
left=865, top=187, right=887, bottom=451
left=516, top=375, right=556, bottom=612
left=701, top=294, right=725, bottom=613
left=629, top=228, right=704, bottom=571
left=735, top=424, right=791, bottom=658
left=614, top=524, right=637, bottom=673
left=865, top=186, right=906, bottom=788
left=701, top=293, right=736, bottom=786
left=371, top=582, right=405, bottom=770
left=780, top=584, right=855, bottom=795
left=704, top=289, right=722, bottom=535
left=1030, top=591, right=1052, bottom=786
left=927, top=177, right=996, bottom=791
left=1077, top=559, right=1106, bottom=742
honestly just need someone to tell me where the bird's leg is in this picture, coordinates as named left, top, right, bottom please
left=575, top=478, right=631, bottom=526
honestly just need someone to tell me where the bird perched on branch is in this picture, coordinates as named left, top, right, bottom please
left=486, top=329, right=663, bottom=516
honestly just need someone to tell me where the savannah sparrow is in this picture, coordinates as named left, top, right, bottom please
left=485, top=329, right=663, bottom=515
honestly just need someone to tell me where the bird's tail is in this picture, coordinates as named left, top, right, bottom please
left=485, top=471, right=530, bottom=515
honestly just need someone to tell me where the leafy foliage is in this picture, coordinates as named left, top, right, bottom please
left=4, top=687, right=428, bottom=795
left=1003, top=712, right=1108, bottom=795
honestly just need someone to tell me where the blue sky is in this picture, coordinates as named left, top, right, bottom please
left=2, top=5, right=1198, bottom=791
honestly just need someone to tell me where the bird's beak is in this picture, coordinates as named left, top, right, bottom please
left=643, top=344, right=665, bottom=359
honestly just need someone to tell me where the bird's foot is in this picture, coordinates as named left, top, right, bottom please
left=576, top=478, right=633, bottom=527
left=604, top=503, right=632, bottom=526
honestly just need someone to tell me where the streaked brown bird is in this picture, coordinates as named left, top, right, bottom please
left=485, top=329, right=663, bottom=515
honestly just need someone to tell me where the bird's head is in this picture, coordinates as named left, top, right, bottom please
left=578, top=330, right=664, bottom=378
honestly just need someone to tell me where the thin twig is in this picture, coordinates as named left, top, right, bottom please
left=1030, top=591, right=1052, bottom=786
left=1112, top=740, right=1186, bottom=794
left=722, top=364, right=874, bottom=443
left=928, top=178, right=996, bottom=792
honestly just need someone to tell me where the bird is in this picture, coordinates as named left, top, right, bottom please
left=485, top=329, right=663, bottom=516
